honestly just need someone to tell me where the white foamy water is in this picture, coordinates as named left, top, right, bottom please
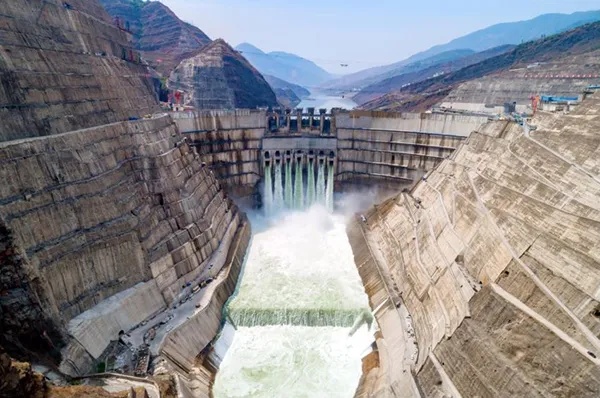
left=213, top=207, right=374, bottom=397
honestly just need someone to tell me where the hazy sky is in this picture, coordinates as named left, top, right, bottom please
left=159, top=0, right=599, bottom=73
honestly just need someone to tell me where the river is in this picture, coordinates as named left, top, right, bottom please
left=213, top=207, right=373, bottom=397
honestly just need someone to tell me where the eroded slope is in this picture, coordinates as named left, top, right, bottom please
left=351, top=92, right=600, bottom=397
left=0, top=0, right=158, bottom=141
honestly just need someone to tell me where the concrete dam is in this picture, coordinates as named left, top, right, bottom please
left=173, top=108, right=488, bottom=203
left=2, top=1, right=600, bottom=396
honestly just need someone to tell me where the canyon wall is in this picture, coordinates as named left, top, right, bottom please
left=350, top=91, right=600, bottom=397
left=0, top=115, right=244, bottom=375
left=0, top=1, right=250, bottom=379
left=0, top=0, right=159, bottom=141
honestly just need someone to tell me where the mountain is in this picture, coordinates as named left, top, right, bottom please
left=353, top=45, right=515, bottom=104
left=99, top=0, right=211, bottom=74
left=418, top=10, right=600, bottom=58
left=323, top=10, right=600, bottom=91
left=361, top=21, right=600, bottom=112
left=168, top=39, right=278, bottom=110
left=235, top=43, right=333, bottom=87
left=264, top=75, right=310, bottom=108
left=322, top=49, right=476, bottom=92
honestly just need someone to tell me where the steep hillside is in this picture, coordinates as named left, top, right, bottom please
left=362, top=21, right=600, bottom=112
left=0, top=0, right=158, bottom=141
left=0, top=0, right=248, bottom=380
left=236, top=43, right=333, bottom=87
left=352, top=91, right=600, bottom=398
left=324, top=10, right=600, bottom=91
left=322, top=49, right=476, bottom=92
left=169, top=40, right=278, bottom=109
left=264, top=75, right=310, bottom=108
left=99, top=0, right=212, bottom=74
left=353, top=45, right=514, bottom=104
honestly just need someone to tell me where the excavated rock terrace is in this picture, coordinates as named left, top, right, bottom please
left=350, top=91, right=600, bottom=397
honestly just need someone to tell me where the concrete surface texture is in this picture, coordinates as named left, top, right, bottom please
left=174, top=110, right=488, bottom=198
left=0, top=0, right=159, bottom=142
left=350, top=91, right=600, bottom=397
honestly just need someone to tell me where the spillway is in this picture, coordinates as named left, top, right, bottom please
left=263, top=156, right=334, bottom=215
left=213, top=207, right=373, bottom=397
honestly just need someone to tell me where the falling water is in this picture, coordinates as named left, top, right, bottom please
left=274, top=162, right=284, bottom=211
left=316, top=161, right=326, bottom=205
left=294, top=160, right=304, bottom=210
left=326, top=163, right=335, bottom=212
left=306, top=160, right=316, bottom=207
left=263, top=164, right=273, bottom=214
left=284, top=161, right=293, bottom=208
left=264, top=156, right=335, bottom=215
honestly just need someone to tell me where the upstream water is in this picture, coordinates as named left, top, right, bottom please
left=213, top=207, right=374, bottom=397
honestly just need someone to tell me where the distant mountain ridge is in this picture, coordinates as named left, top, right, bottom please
left=353, top=45, right=515, bottom=105
left=323, top=10, right=600, bottom=91
left=236, top=43, right=333, bottom=87
left=264, top=75, right=310, bottom=108
left=361, top=21, right=600, bottom=112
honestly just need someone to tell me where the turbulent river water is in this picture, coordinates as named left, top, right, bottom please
left=213, top=207, right=374, bottom=397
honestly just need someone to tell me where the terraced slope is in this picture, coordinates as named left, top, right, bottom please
left=169, top=40, right=278, bottom=110
left=0, top=0, right=159, bottom=141
left=350, top=91, right=600, bottom=397
left=99, top=0, right=212, bottom=74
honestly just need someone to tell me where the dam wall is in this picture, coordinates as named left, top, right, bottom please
left=174, top=110, right=266, bottom=199
left=335, top=111, right=485, bottom=189
left=350, top=92, right=600, bottom=397
left=0, top=0, right=158, bottom=141
left=173, top=109, right=488, bottom=198
left=0, top=115, right=241, bottom=375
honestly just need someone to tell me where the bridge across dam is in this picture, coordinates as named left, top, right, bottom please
left=172, top=108, right=490, bottom=201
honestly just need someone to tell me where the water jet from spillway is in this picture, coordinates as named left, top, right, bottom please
left=263, top=154, right=334, bottom=215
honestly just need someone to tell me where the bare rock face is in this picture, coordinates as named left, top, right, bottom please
left=0, top=0, right=159, bottom=142
left=168, top=39, right=278, bottom=110
left=0, top=349, right=46, bottom=398
left=99, top=0, right=212, bottom=74
left=0, top=0, right=246, bottom=377
left=351, top=92, right=600, bottom=397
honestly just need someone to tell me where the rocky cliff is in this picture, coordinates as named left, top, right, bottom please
left=98, top=0, right=212, bottom=75
left=0, top=0, right=159, bottom=141
left=0, top=0, right=247, bottom=379
left=350, top=91, right=600, bottom=397
left=168, top=39, right=278, bottom=110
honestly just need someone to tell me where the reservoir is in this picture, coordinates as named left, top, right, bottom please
left=297, top=91, right=357, bottom=111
